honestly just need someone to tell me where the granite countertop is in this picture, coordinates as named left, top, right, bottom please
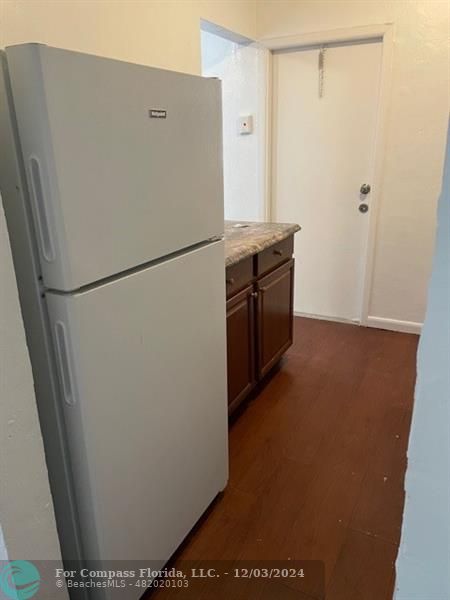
left=224, top=220, right=301, bottom=267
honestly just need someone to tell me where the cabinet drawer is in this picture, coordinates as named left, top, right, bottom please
left=226, top=256, right=253, bottom=298
left=256, top=236, right=294, bottom=276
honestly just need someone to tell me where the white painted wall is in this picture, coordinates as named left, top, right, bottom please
left=0, top=197, right=66, bottom=571
left=257, top=0, right=449, bottom=327
left=395, top=122, right=450, bottom=599
left=201, top=29, right=266, bottom=221
left=0, top=0, right=257, bottom=74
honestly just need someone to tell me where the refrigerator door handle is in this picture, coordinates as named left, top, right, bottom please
left=29, top=155, right=56, bottom=262
left=54, top=321, right=76, bottom=406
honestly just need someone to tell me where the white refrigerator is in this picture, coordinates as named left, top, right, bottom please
left=0, top=44, right=228, bottom=598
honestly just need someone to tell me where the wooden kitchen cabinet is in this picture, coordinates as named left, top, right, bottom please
left=225, top=235, right=295, bottom=414
left=226, top=285, right=256, bottom=411
left=256, top=259, right=294, bottom=378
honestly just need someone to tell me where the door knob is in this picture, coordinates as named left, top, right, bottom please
left=360, top=183, right=371, bottom=195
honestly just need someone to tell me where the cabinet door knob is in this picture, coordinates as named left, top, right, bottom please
left=274, top=249, right=283, bottom=256
left=251, top=291, right=258, bottom=298
left=226, top=277, right=235, bottom=285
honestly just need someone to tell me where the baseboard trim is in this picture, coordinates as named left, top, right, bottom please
left=366, top=316, right=422, bottom=335
left=294, top=312, right=422, bottom=335
left=294, top=311, right=359, bottom=325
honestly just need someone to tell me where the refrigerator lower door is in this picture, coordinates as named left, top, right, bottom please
left=46, top=241, right=227, bottom=583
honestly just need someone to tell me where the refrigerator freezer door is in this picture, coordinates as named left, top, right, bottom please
left=6, top=44, right=223, bottom=291
left=46, top=240, right=228, bottom=567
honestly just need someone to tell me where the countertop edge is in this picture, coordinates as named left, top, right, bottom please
left=225, top=223, right=301, bottom=267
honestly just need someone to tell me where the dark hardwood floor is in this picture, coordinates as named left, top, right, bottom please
left=150, top=317, right=418, bottom=600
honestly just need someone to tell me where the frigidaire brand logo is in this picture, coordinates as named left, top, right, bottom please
left=0, top=561, right=41, bottom=599
left=149, top=109, right=167, bottom=119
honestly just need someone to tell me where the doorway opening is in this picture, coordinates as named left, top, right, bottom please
left=264, top=25, right=393, bottom=327
left=200, top=20, right=267, bottom=222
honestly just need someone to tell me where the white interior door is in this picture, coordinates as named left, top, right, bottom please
left=272, top=40, right=382, bottom=322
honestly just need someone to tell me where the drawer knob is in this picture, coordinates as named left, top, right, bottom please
left=273, top=249, right=283, bottom=256
left=226, top=277, right=235, bottom=285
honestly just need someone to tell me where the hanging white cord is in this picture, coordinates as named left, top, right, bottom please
left=318, top=46, right=326, bottom=98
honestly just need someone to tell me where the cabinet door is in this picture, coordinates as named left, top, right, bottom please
left=257, top=259, right=294, bottom=378
left=226, top=285, right=256, bottom=412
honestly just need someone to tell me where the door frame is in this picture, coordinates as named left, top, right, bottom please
left=259, top=24, right=394, bottom=325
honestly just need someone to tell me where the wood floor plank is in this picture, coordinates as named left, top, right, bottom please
left=326, top=529, right=397, bottom=600
left=349, top=405, right=410, bottom=545
left=148, top=318, right=418, bottom=600
left=179, top=485, right=257, bottom=561
left=235, top=459, right=315, bottom=561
